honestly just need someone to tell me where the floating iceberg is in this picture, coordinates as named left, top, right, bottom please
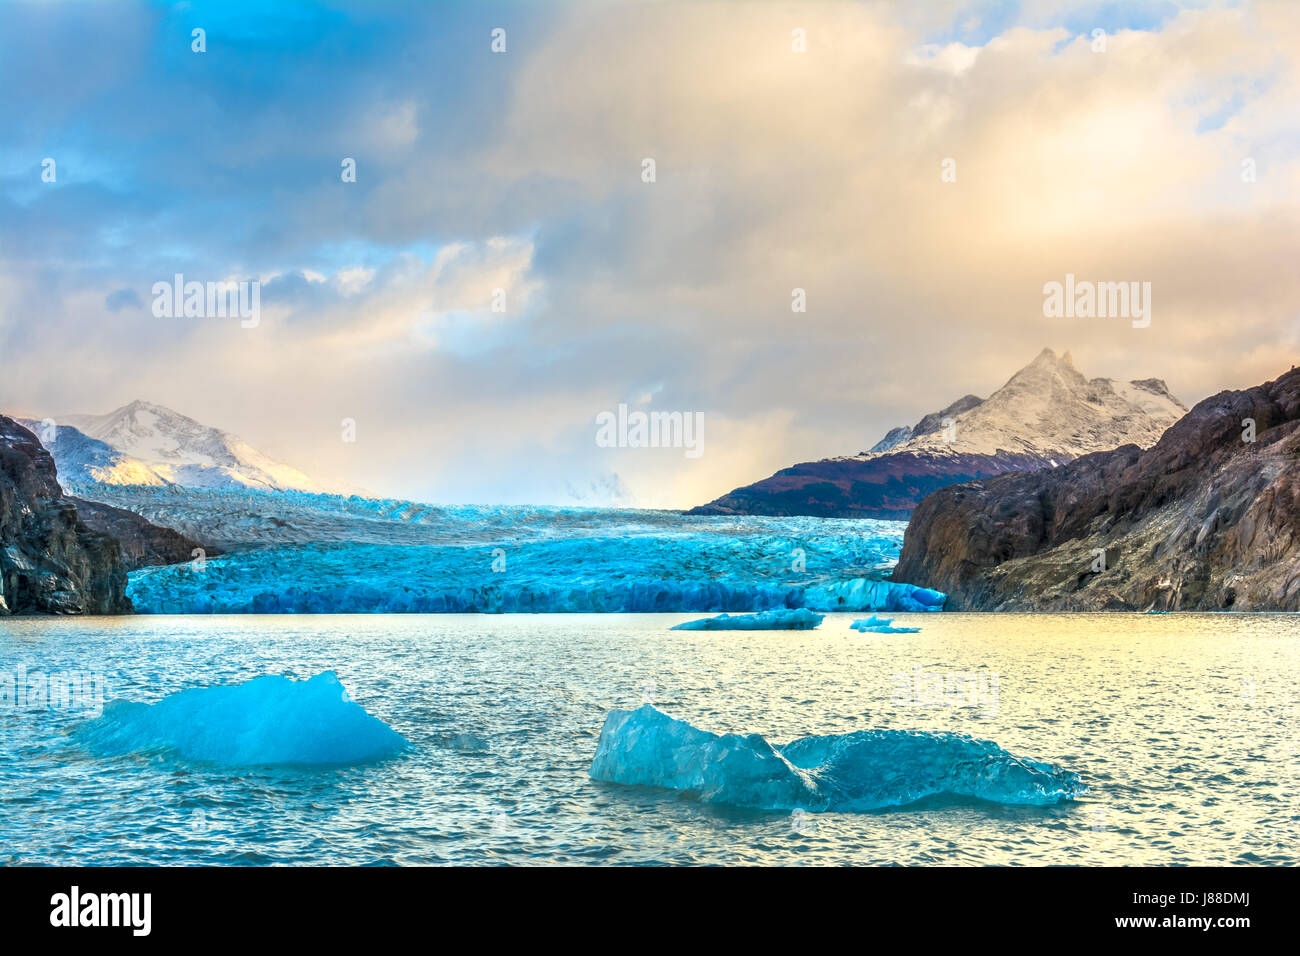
left=805, top=578, right=945, bottom=612
left=75, top=671, right=409, bottom=767
left=672, top=608, right=824, bottom=630
left=855, top=614, right=892, bottom=627
left=851, top=615, right=921, bottom=633
left=589, top=705, right=1085, bottom=811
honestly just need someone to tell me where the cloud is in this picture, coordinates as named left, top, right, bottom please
left=1, top=0, right=1298, bottom=506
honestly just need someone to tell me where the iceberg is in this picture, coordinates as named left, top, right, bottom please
left=671, top=608, right=824, bottom=630
left=855, top=614, right=892, bottom=627
left=75, top=671, right=409, bottom=767
left=589, top=705, right=1086, bottom=811
left=805, top=578, right=945, bottom=612
left=851, top=615, right=921, bottom=633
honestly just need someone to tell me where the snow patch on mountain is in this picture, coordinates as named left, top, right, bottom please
left=45, top=401, right=338, bottom=493
left=15, top=419, right=171, bottom=486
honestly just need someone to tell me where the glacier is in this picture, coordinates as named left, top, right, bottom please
left=74, top=671, right=409, bottom=766
left=97, top=491, right=946, bottom=614
left=672, top=609, right=824, bottom=630
left=589, top=705, right=1086, bottom=811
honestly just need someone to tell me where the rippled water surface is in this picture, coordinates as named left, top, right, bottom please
left=2, top=613, right=1296, bottom=865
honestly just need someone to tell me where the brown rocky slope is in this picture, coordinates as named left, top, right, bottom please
left=892, top=365, right=1300, bottom=610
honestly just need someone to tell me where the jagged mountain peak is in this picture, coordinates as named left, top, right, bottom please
left=890, top=350, right=1186, bottom=461
left=1031, top=346, right=1073, bottom=367
left=1000, top=347, right=1083, bottom=389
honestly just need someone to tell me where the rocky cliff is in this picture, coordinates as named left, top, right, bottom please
left=67, top=496, right=217, bottom=572
left=689, top=350, right=1185, bottom=518
left=0, top=415, right=132, bottom=614
left=893, top=366, right=1300, bottom=611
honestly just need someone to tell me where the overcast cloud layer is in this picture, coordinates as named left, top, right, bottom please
left=2, top=0, right=1298, bottom=507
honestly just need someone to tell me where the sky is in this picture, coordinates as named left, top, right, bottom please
left=1, top=0, right=1298, bottom=507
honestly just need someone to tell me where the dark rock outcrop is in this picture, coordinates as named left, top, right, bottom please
left=893, top=366, right=1300, bottom=611
left=687, top=450, right=1048, bottom=520
left=0, top=416, right=132, bottom=614
left=67, top=496, right=218, bottom=571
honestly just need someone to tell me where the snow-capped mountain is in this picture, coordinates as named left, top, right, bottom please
left=29, top=400, right=335, bottom=493
left=15, top=417, right=171, bottom=486
left=689, top=349, right=1187, bottom=519
left=867, top=348, right=1185, bottom=461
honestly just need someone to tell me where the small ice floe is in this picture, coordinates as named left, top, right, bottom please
left=441, top=732, right=491, bottom=753
left=851, top=614, right=921, bottom=634
left=671, top=608, right=824, bottom=631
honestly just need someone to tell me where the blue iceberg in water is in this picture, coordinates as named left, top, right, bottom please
left=806, top=578, right=945, bottom=612
left=672, top=608, right=824, bottom=630
left=851, top=615, right=921, bottom=633
left=589, top=705, right=1085, bottom=811
left=75, top=671, right=409, bottom=767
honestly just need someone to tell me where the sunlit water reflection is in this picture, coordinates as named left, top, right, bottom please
left=1, top=612, right=1295, bottom=865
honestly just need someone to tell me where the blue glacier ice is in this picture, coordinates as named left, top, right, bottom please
left=851, top=615, right=921, bottom=633
left=75, top=671, right=409, bottom=766
left=589, top=705, right=1086, bottom=811
left=112, top=497, right=947, bottom=614
left=671, top=608, right=824, bottom=630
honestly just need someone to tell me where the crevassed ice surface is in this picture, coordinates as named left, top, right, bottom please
left=589, top=705, right=1085, bottom=810
left=75, top=671, right=408, bottom=766
left=106, top=489, right=943, bottom=613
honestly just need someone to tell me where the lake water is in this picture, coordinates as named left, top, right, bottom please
left=1, top=612, right=1296, bottom=865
